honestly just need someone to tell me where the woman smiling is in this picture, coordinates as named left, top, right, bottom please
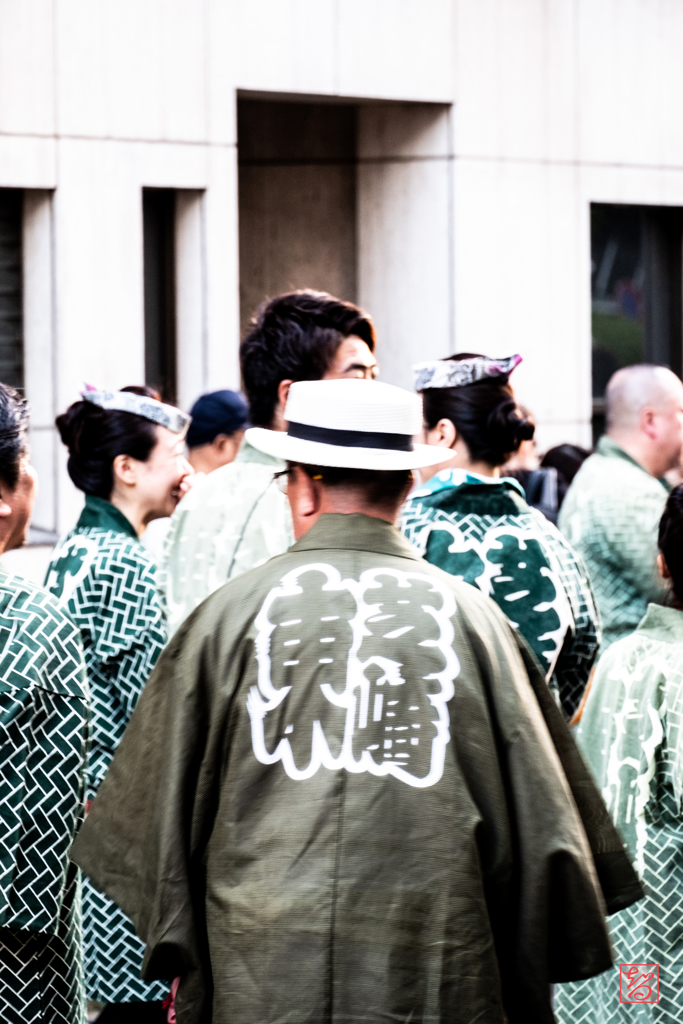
left=45, top=385, right=191, bottom=1023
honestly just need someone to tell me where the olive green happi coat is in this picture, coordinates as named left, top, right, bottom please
left=73, top=514, right=641, bottom=1024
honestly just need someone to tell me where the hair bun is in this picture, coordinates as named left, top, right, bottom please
left=56, top=401, right=93, bottom=453
left=486, top=399, right=535, bottom=455
left=516, top=417, right=535, bottom=443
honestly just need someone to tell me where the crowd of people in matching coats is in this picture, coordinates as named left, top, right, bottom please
left=0, top=288, right=682, bottom=1024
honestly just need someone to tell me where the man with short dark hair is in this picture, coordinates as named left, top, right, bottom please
left=0, top=383, right=89, bottom=1024
left=186, top=390, right=249, bottom=476
left=160, top=289, right=378, bottom=635
left=74, top=379, right=640, bottom=1024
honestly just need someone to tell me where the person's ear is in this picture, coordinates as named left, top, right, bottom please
left=0, top=478, right=13, bottom=518
left=641, top=406, right=658, bottom=440
left=657, top=551, right=671, bottom=580
left=212, top=434, right=229, bottom=453
left=277, top=379, right=293, bottom=413
left=428, top=418, right=457, bottom=449
left=400, top=472, right=415, bottom=505
left=112, top=453, right=137, bottom=488
left=290, top=466, right=320, bottom=520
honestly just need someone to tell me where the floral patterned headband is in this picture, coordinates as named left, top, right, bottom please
left=412, top=354, right=523, bottom=392
left=81, top=387, right=191, bottom=434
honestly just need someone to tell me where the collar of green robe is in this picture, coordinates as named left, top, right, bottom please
left=636, top=601, right=683, bottom=643
left=76, top=495, right=139, bottom=540
left=597, top=434, right=672, bottom=491
left=235, top=437, right=284, bottom=467
left=410, top=466, right=526, bottom=501
left=291, top=512, right=421, bottom=561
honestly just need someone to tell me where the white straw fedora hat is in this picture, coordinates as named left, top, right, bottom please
left=246, top=379, right=453, bottom=471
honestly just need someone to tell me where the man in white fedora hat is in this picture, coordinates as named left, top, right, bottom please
left=72, top=379, right=640, bottom=1024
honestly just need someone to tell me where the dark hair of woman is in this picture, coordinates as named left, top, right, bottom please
left=0, top=382, right=29, bottom=489
left=658, top=484, right=683, bottom=607
left=420, top=352, right=535, bottom=467
left=56, top=386, right=161, bottom=499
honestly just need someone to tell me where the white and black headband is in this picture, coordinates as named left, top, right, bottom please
left=413, top=354, right=523, bottom=392
left=81, top=388, right=190, bottom=435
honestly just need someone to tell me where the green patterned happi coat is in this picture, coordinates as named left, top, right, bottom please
left=559, top=435, right=669, bottom=649
left=401, top=469, right=600, bottom=718
left=159, top=439, right=293, bottom=637
left=0, top=567, right=89, bottom=1024
left=556, top=604, right=683, bottom=1023
left=46, top=496, right=168, bottom=1005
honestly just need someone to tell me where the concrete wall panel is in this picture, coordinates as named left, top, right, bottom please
left=0, top=137, right=56, bottom=190
left=231, top=0, right=337, bottom=97
left=204, top=144, right=240, bottom=391
left=338, top=0, right=453, bottom=102
left=53, top=140, right=144, bottom=402
left=358, top=105, right=453, bottom=392
left=454, top=0, right=578, bottom=162
left=175, top=190, right=206, bottom=412
left=577, top=0, right=683, bottom=167
left=55, top=1, right=108, bottom=138
left=238, top=101, right=357, bottom=337
left=453, top=156, right=592, bottom=449
left=0, top=0, right=55, bottom=136
left=23, top=191, right=57, bottom=534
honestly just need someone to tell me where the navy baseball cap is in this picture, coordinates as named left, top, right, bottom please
left=186, top=390, right=249, bottom=448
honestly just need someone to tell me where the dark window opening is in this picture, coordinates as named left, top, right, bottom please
left=0, top=189, right=23, bottom=391
left=143, top=189, right=176, bottom=402
left=591, top=203, right=683, bottom=443
left=237, top=98, right=357, bottom=338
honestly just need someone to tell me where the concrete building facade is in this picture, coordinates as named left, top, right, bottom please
left=1, top=0, right=682, bottom=537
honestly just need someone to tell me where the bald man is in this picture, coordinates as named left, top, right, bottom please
left=560, top=364, right=683, bottom=648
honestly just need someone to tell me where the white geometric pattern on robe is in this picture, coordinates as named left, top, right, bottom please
left=45, top=526, right=168, bottom=1004
left=401, top=484, right=599, bottom=719
left=0, top=867, right=85, bottom=1024
left=248, top=563, right=458, bottom=788
left=80, top=877, right=167, bottom=1006
left=44, top=535, right=98, bottom=607
left=0, top=570, right=88, bottom=1024
left=47, top=527, right=166, bottom=794
left=555, top=623, right=683, bottom=1023
left=405, top=514, right=573, bottom=677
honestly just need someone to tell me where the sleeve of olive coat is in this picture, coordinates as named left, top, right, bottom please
left=450, top=592, right=640, bottom=1019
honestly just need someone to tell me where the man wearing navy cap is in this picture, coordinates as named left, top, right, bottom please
left=186, top=390, right=249, bottom=476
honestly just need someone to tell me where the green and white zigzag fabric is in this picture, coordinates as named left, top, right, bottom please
left=0, top=867, right=85, bottom=1024
left=46, top=496, right=168, bottom=1004
left=401, top=469, right=600, bottom=718
left=159, top=439, right=293, bottom=637
left=0, top=568, right=89, bottom=1023
left=559, top=435, right=669, bottom=649
left=555, top=604, right=683, bottom=1023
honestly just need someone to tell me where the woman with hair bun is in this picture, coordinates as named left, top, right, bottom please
left=401, top=353, right=599, bottom=720
left=45, top=385, right=192, bottom=1022
left=556, top=484, right=683, bottom=1021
